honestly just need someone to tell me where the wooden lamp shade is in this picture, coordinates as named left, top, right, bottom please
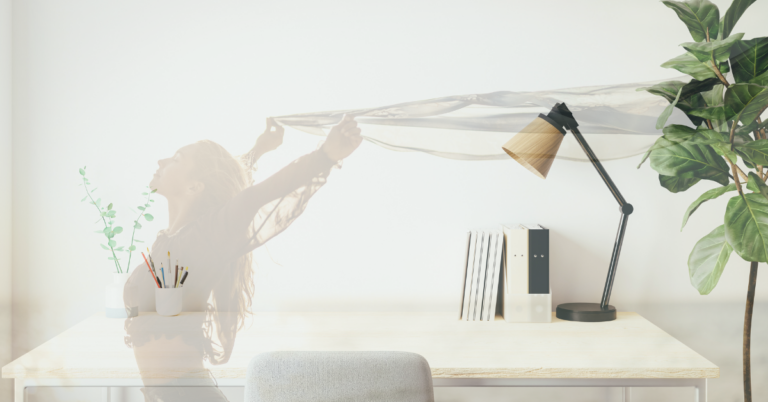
left=502, top=116, right=565, bottom=179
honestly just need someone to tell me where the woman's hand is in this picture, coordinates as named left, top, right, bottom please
left=255, top=118, right=285, bottom=155
left=321, top=115, right=362, bottom=161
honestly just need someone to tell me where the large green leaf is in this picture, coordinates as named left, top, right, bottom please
left=724, top=193, right=768, bottom=262
left=689, top=128, right=737, bottom=162
left=682, top=183, right=738, bottom=229
left=701, top=84, right=728, bottom=131
left=660, top=175, right=701, bottom=193
left=730, top=37, right=768, bottom=84
left=650, top=137, right=731, bottom=185
left=746, top=171, right=768, bottom=202
left=720, top=0, right=756, bottom=39
left=666, top=124, right=699, bottom=142
left=687, top=104, right=734, bottom=121
left=702, top=83, right=724, bottom=104
left=639, top=139, right=667, bottom=169
left=682, top=33, right=745, bottom=63
left=724, top=83, right=768, bottom=125
left=736, top=139, right=768, bottom=165
left=661, top=52, right=731, bottom=81
left=638, top=125, right=697, bottom=168
left=688, top=225, right=733, bottom=295
left=752, top=70, right=768, bottom=86
left=663, top=0, right=720, bottom=42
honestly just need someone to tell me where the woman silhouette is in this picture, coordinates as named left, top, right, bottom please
left=123, top=115, right=361, bottom=401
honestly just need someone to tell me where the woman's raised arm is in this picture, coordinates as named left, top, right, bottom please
left=211, top=115, right=362, bottom=255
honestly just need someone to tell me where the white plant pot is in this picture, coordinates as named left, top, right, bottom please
left=105, top=273, right=138, bottom=318
left=156, top=287, right=183, bottom=316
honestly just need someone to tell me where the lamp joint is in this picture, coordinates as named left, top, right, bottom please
left=620, top=203, right=634, bottom=215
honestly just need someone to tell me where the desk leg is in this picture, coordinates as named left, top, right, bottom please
left=102, top=386, right=111, bottom=402
left=694, top=379, right=707, bottom=402
left=622, top=387, right=631, bottom=402
left=14, top=379, right=25, bottom=402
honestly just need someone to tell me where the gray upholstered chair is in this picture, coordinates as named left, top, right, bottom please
left=244, top=351, right=434, bottom=402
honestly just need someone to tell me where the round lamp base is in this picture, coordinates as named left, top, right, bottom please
left=556, top=303, right=616, bottom=322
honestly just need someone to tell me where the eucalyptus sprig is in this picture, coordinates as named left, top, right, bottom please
left=638, top=1, right=767, bottom=400
left=79, top=167, right=156, bottom=273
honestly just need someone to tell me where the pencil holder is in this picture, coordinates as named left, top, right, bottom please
left=105, top=273, right=138, bottom=318
left=155, top=287, right=183, bottom=316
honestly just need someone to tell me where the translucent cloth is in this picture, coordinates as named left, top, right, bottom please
left=274, top=77, right=695, bottom=162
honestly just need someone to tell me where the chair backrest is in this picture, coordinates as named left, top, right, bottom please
left=244, top=351, right=434, bottom=402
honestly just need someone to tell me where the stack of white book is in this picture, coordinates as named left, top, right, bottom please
left=459, top=225, right=551, bottom=322
left=458, top=230, right=503, bottom=321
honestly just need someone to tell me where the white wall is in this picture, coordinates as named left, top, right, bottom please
left=11, top=0, right=768, bottom=366
left=0, top=0, right=11, bottom=399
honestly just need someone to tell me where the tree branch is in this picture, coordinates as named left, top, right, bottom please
left=728, top=113, right=748, bottom=195
left=754, top=116, right=766, bottom=180
left=733, top=163, right=746, bottom=197
left=712, top=60, right=731, bottom=88
left=743, top=261, right=758, bottom=402
left=706, top=28, right=730, bottom=87
left=728, top=158, right=749, bottom=183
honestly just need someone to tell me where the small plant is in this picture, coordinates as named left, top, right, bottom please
left=639, top=0, right=767, bottom=400
left=79, top=166, right=156, bottom=273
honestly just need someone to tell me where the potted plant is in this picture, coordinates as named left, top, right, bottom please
left=79, top=166, right=156, bottom=318
left=639, top=0, right=767, bottom=400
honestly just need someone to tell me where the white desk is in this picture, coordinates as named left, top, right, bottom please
left=2, top=311, right=718, bottom=402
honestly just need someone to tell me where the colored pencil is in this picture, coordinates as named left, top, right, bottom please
left=147, top=248, right=157, bottom=276
left=141, top=252, right=161, bottom=288
left=175, top=266, right=185, bottom=288
left=160, top=264, right=167, bottom=289
left=179, top=269, right=189, bottom=287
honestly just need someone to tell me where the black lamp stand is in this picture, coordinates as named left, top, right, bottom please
left=546, top=103, right=634, bottom=322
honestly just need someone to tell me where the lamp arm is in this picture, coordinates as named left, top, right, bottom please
left=568, top=127, right=629, bottom=207
left=568, top=127, right=634, bottom=309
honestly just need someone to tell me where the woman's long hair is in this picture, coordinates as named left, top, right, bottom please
left=188, top=140, right=255, bottom=332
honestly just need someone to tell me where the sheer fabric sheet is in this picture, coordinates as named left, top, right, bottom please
left=274, top=77, right=695, bottom=162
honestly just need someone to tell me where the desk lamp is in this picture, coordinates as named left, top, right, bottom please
left=501, top=103, right=633, bottom=322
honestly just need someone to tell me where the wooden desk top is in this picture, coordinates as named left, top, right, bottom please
left=2, top=312, right=718, bottom=380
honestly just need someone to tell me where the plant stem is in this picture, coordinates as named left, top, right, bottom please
left=705, top=28, right=730, bottom=88
left=726, top=156, right=749, bottom=184
left=743, top=261, right=758, bottom=402
left=725, top=115, right=750, bottom=187
left=732, top=162, right=746, bottom=197
left=715, top=117, right=750, bottom=180
left=727, top=120, right=747, bottom=195
left=754, top=117, right=766, bottom=180
left=83, top=177, right=122, bottom=273
left=712, top=60, right=730, bottom=88
left=126, top=191, right=153, bottom=273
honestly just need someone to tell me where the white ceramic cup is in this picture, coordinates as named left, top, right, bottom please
left=155, top=287, right=183, bottom=316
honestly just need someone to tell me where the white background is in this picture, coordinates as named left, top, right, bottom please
left=6, top=0, right=768, bottom=400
